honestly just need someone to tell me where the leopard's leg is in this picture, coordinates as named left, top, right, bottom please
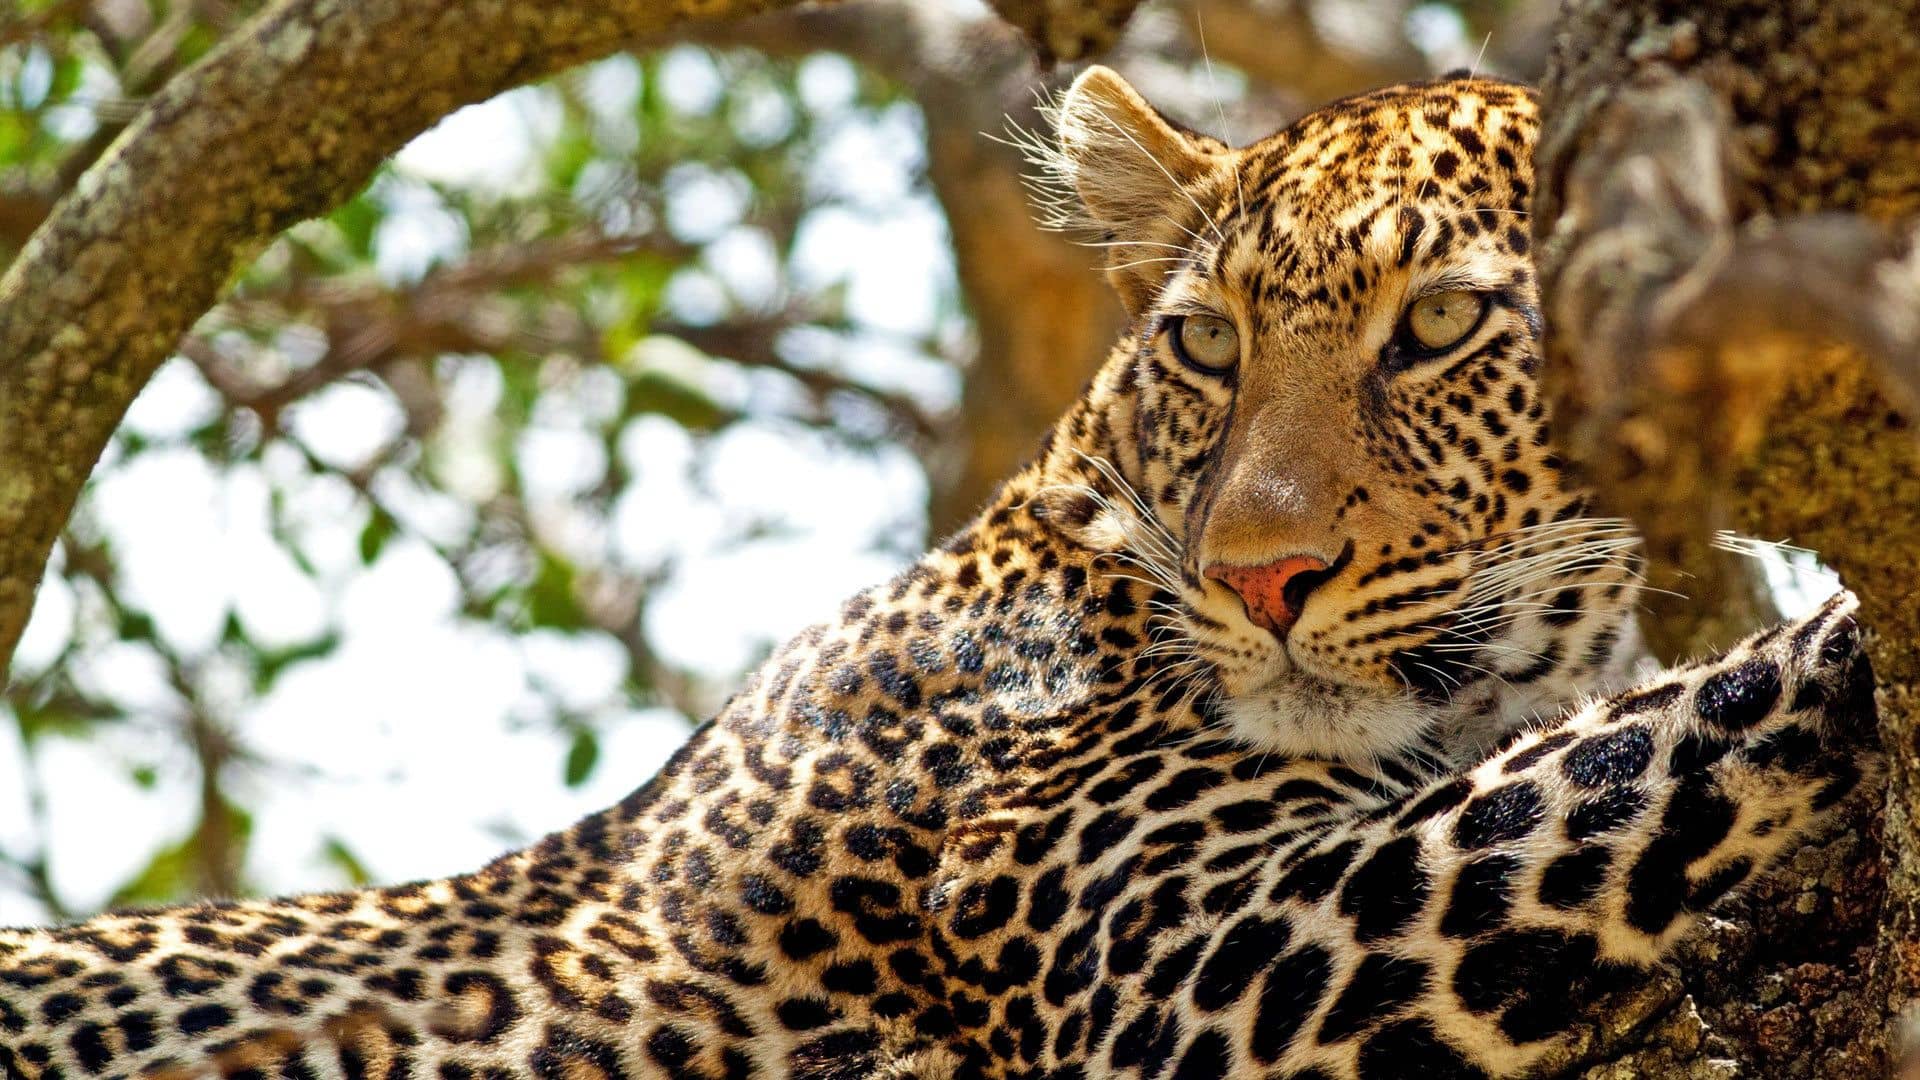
left=1108, top=591, right=1877, bottom=1080
left=1396, top=589, right=1877, bottom=1074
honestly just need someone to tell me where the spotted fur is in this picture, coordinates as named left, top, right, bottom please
left=0, top=70, right=1880, bottom=1080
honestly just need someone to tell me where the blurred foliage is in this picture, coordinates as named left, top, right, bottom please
left=0, top=2, right=961, bottom=921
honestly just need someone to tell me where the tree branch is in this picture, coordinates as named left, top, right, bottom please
left=1535, top=72, right=1784, bottom=658
left=201, top=229, right=692, bottom=419
left=1535, top=0, right=1920, bottom=1069
left=176, top=222, right=943, bottom=444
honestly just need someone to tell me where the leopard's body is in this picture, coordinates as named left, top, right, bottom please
left=0, top=71, right=1879, bottom=1080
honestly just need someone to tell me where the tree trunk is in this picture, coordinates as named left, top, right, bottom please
left=1532, top=1, right=1920, bottom=1073
left=925, top=107, right=1127, bottom=535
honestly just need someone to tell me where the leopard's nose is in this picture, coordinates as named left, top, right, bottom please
left=1206, top=553, right=1338, bottom=637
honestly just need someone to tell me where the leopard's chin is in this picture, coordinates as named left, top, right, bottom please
left=1220, top=671, right=1433, bottom=765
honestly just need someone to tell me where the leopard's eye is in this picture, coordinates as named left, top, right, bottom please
left=1171, top=314, right=1239, bottom=374
left=1401, top=290, right=1489, bottom=352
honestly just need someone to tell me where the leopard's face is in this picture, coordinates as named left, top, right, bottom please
left=1037, top=71, right=1641, bottom=761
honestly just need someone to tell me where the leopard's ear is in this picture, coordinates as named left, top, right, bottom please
left=1040, top=66, right=1225, bottom=312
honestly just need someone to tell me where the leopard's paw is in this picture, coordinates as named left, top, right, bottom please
left=1477, top=590, right=1879, bottom=956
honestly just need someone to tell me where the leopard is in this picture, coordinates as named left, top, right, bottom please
left=0, top=67, right=1882, bottom=1080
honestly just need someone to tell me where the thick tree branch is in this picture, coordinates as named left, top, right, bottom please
left=0, top=0, right=810, bottom=679
left=1655, top=217, right=1920, bottom=407
left=1536, top=0, right=1920, bottom=1071
left=1540, top=74, right=1920, bottom=538
left=1535, top=72, right=1783, bottom=658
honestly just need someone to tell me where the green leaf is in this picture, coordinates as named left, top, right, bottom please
left=627, top=370, right=729, bottom=431
left=46, top=50, right=83, bottom=104
left=13, top=703, right=91, bottom=745
left=329, top=195, right=384, bottom=260
left=108, top=837, right=193, bottom=908
left=254, top=632, right=342, bottom=694
left=321, top=837, right=373, bottom=886
left=544, top=125, right=600, bottom=189
left=357, top=508, right=398, bottom=565
left=109, top=802, right=252, bottom=907
left=498, top=358, right=543, bottom=426
left=527, top=550, right=586, bottom=631
left=116, top=608, right=156, bottom=643
left=563, top=729, right=599, bottom=788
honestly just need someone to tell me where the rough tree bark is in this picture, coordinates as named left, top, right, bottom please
left=1533, top=1, right=1920, bottom=1075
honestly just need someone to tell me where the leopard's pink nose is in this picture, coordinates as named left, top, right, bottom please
left=1206, top=554, right=1335, bottom=637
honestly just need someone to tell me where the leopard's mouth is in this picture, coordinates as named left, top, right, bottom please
left=1185, top=582, right=1442, bottom=700
left=1177, top=532, right=1635, bottom=726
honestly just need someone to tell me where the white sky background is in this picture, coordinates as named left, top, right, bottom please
left=0, top=15, right=1843, bottom=927
left=0, top=51, right=955, bottom=925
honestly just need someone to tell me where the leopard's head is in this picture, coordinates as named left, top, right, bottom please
left=1029, top=68, right=1643, bottom=762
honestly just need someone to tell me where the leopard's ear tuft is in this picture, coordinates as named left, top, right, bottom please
left=1012, top=67, right=1227, bottom=312
left=1052, top=68, right=1212, bottom=229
